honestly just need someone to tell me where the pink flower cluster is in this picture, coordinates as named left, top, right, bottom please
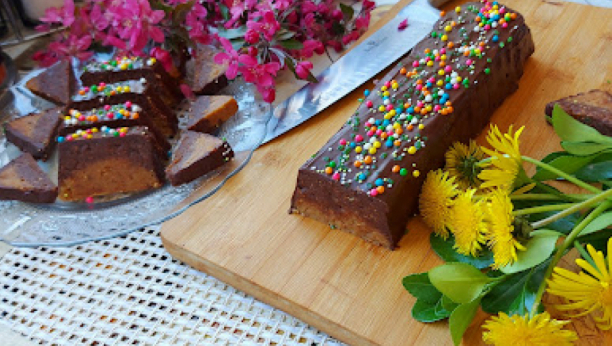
left=35, top=0, right=375, bottom=102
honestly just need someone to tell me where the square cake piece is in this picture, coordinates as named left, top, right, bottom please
left=290, top=2, right=535, bottom=249
left=58, top=126, right=166, bottom=201
left=70, top=79, right=178, bottom=137
left=0, top=153, right=57, bottom=203
left=185, top=45, right=228, bottom=95
left=80, top=56, right=183, bottom=106
left=4, top=107, right=63, bottom=161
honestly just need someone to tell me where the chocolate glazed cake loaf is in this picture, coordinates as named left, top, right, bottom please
left=290, top=2, right=534, bottom=249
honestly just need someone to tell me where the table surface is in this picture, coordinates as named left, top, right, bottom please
left=1, top=0, right=611, bottom=345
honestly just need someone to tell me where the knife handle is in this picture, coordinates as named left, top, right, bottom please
left=427, top=0, right=452, bottom=9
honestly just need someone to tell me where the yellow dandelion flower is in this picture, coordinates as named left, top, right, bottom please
left=478, top=125, right=525, bottom=191
left=547, top=238, right=612, bottom=330
left=482, top=312, right=578, bottom=346
left=444, top=140, right=485, bottom=189
left=485, top=189, right=526, bottom=269
left=448, top=188, right=487, bottom=256
left=419, top=169, right=458, bottom=239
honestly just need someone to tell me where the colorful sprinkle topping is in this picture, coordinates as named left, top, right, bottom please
left=63, top=102, right=142, bottom=126
left=58, top=126, right=130, bottom=142
left=309, top=1, right=517, bottom=197
left=73, top=79, right=147, bottom=101
left=83, top=56, right=157, bottom=73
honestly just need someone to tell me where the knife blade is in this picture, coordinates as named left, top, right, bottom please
left=261, top=0, right=446, bottom=145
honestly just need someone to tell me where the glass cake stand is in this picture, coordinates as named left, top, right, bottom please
left=0, top=70, right=273, bottom=246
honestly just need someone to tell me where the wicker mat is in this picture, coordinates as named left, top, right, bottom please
left=0, top=226, right=342, bottom=345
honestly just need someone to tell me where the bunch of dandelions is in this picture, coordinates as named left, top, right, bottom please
left=404, top=106, right=612, bottom=346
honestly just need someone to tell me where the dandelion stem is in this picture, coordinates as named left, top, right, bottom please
left=513, top=203, right=577, bottom=216
left=530, top=200, right=612, bottom=316
left=510, top=193, right=591, bottom=201
left=522, top=156, right=602, bottom=194
left=532, top=188, right=612, bottom=229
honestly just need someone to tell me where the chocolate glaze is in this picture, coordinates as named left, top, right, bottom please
left=4, top=107, right=63, bottom=161
left=0, top=153, right=57, bottom=203
left=291, top=2, right=535, bottom=249
left=165, top=131, right=234, bottom=186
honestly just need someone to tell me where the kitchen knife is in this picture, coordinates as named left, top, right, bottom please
left=262, top=0, right=449, bottom=144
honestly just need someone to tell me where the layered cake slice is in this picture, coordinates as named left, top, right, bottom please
left=26, top=60, right=76, bottom=105
left=80, top=56, right=183, bottom=106
left=58, top=126, right=166, bottom=201
left=290, top=1, right=535, bottom=249
left=186, top=45, right=228, bottom=95
left=4, top=107, right=63, bottom=161
left=70, top=80, right=178, bottom=137
left=0, top=153, right=57, bottom=203
left=165, top=131, right=234, bottom=186
left=545, top=90, right=612, bottom=136
left=59, top=102, right=171, bottom=152
left=187, top=96, right=238, bottom=134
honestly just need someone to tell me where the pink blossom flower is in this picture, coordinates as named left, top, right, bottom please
left=32, top=50, right=60, bottom=68
left=40, top=0, right=75, bottom=27
left=363, top=0, right=376, bottom=11
left=355, top=14, right=370, bottom=31
left=224, top=0, right=258, bottom=28
left=257, top=85, right=276, bottom=103
left=150, top=47, right=173, bottom=72
left=272, top=0, right=292, bottom=11
left=238, top=55, right=280, bottom=88
left=179, top=83, right=195, bottom=99
left=244, top=29, right=259, bottom=44
left=295, top=61, right=313, bottom=80
left=246, top=11, right=280, bottom=41
left=299, top=40, right=324, bottom=58
left=398, top=19, right=408, bottom=31
left=111, top=0, right=165, bottom=52
left=214, top=37, right=241, bottom=80
left=90, top=4, right=110, bottom=31
left=49, top=34, right=94, bottom=62
left=186, top=3, right=210, bottom=44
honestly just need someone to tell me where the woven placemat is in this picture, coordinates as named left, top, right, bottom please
left=0, top=226, right=343, bottom=345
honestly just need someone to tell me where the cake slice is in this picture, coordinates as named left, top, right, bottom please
left=290, top=1, right=535, bottom=249
left=58, top=102, right=171, bottom=152
left=545, top=90, right=612, bottom=136
left=58, top=126, right=166, bottom=201
left=80, top=56, right=183, bottom=106
left=187, top=96, right=238, bottom=134
left=165, top=131, right=234, bottom=186
left=26, top=60, right=76, bottom=105
left=70, top=79, right=178, bottom=137
left=0, top=153, right=57, bottom=203
left=185, top=45, right=228, bottom=95
left=4, top=107, right=63, bottom=161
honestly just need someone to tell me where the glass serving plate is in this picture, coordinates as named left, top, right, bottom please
left=0, top=71, right=272, bottom=247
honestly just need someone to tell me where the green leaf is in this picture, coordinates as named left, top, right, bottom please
left=412, top=297, right=450, bottom=322
left=500, top=230, right=560, bottom=274
left=430, top=234, right=494, bottom=269
left=429, top=263, right=495, bottom=304
left=481, top=259, right=549, bottom=315
left=561, top=141, right=611, bottom=156
left=217, top=27, right=247, bottom=40
left=218, top=3, right=230, bottom=20
left=579, top=211, right=612, bottom=236
left=402, top=273, right=442, bottom=303
left=278, top=39, right=304, bottom=50
left=441, top=295, right=460, bottom=312
left=340, top=3, right=355, bottom=20
left=552, top=105, right=612, bottom=145
left=575, top=161, right=612, bottom=182
left=532, top=152, right=598, bottom=181
left=275, top=29, right=295, bottom=41
left=449, top=298, right=482, bottom=346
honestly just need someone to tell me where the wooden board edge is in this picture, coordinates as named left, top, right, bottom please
left=161, top=232, right=380, bottom=346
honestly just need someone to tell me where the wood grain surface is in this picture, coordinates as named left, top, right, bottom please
left=161, top=0, right=612, bottom=344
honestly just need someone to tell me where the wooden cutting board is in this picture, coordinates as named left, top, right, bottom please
left=161, top=0, right=612, bottom=344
